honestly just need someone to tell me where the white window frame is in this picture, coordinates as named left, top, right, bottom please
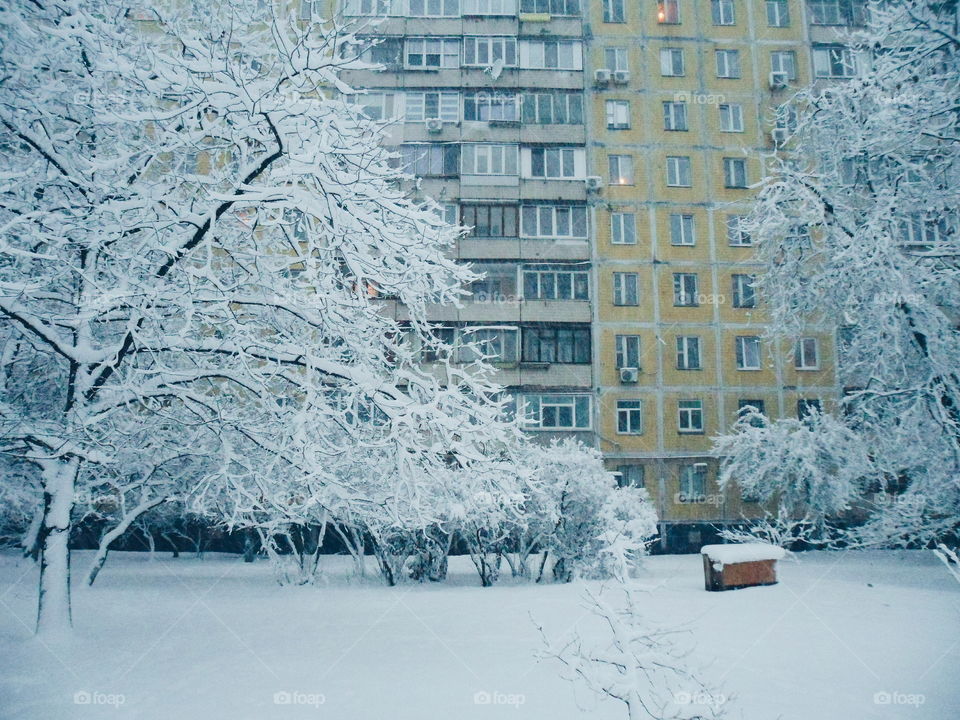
left=678, top=400, right=705, bottom=433
left=666, top=155, right=692, bottom=187
left=613, top=272, right=639, bottom=306
left=405, top=91, right=459, bottom=122
left=813, top=46, right=858, bottom=78
left=732, top=273, right=756, bottom=308
left=711, top=0, right=735, bottom=25
left=679, top=464, right=707, bottom=498
left=461, top=143, right=519, bottom=175
left=735, top=335, right=762, bottom=370
left=771, top=50, right=797, bottom=80
left=662, top=101, right=688, bottom=131
left=617, top=400, right=644, bottom=435
left=356, top=91, right=400, bottom=121
left=723, top=157, right=748, bottom=188
left=521, top=394, right=592, bottom=430
left=521, top=205, right=588, bottom=239
left=715, top=49, right=742, bottom=78
left=458, top=326, right=519, bottom=363
left=676, top=335, right=701, bottom=370
left=464, top=91, right=520, bottom=121
left=615, top=334, right=641, bottom=369
left=611, top=212, right=637, bottom=245
left=727, top=214, right=751, bottom=246
left=519, top=40, right=584, bottom=70
left=462, top=0, right=518, bottom=13
left=521, top=264, right=590, bottom=300
left=603, top=0, right=625, bottom=23
left=463, top=36, right=518, bottom=67
left=608, top=154, right=635, bottom=185
left=604, top=47, right=628, bottom=72
left=659, top=47, right=685, bottom=76
left=795, top=337, right=820, bottom=370
left=405, top=38, right=460, bottom=69
left=605, top=100, right=631, bottom=129
left=406, top=0, right=460, bottom=16
left=658, top=0, right=680, bottom=24
left=673, top=272, right=698, bottom=306
left=718, top=103, right=744, bottom=132
left=766, top=0, right=789, bottom=26
left=669, top=213, right=695, bottom=246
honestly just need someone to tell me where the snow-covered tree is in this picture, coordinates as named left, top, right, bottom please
left=0, top=0, right=516, bottom=635
left=537, top=582, right=727, bottom=720
left=715, top=0, right=960, bottom=548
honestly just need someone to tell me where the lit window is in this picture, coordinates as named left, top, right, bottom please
left=609, top=154, right=635, bottom=185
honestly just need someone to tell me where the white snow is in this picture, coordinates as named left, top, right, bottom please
left=700, top=543, right=786, bottom=565
left=0, top=549, right=957, bottom=719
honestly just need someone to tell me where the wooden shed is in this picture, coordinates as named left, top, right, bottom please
left=701, top=543, right=785, bottom=591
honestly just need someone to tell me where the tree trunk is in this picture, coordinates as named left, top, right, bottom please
left=36, top=458, right=79, bottom=637
left=21, top=506, right=44, bottom=561
left=86, top=496, right=165, bottom=586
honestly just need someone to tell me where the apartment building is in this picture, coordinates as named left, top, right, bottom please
left=327, top=0, right=860, bottom=551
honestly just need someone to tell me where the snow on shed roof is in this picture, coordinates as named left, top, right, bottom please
left=700, top=543, right=786, bottom=564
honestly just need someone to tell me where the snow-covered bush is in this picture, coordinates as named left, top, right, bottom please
left=714, top=0, right=960, bottom=550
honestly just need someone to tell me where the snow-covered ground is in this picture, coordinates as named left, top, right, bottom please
left=0, top=550, right=956, bottom=719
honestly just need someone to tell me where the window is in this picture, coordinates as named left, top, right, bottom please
left=617, top=400, right=644, bottom=434
left=901, top=213, right=952, bottom=246
left=666, top=156, right=691, bottom=187
left=459, top=326, right=519, bottom=363
left=813, top=46, right=857, bottom=78
left=662, top=101, right=688, bottom=131
left=797, top=398, right=822, bottom=420
left=400, top=144, right=460, bottom=176
left=673, top=273, right=698, bottom=306
left=522, top=264, right=590, bottom=300
left=711, top=0, right=735, bottom=25
left=405, top=91, right=459, bottom=122
left=715, top=49, right=741, bottom=78
left=737, top=399, right=766, bottom=426
left=520, top=40, right=583, bottom=70
left=606, top=100, right=631, bottom=129
left=407, top=0, right=459, bottom=16
left=527, top=147, right=582, bottom=179
left=521, top=92, right=584, bottom=125
left=522, top=394, right=591, bottom=430
left=609, top=155, right=635, bottom=185
left=657, top=0, right=680, bottom=23
left=520, top=0, right=581, bottom=15
left=659, top=48, right=685, bottom=76
left=463, top=0, right=518, bottom=14
left=613, top=272, right=639, bottom=306
left=676, top=336, right=701, bottom=370
left=462, top=204, right=518, bottom=238
left=809, top=0, right=866, bottom=26
left=616, top=464, right=645, bottom=488
left=437, top=203, right=458, bottom=226
left=615, top=334, right=641, bottom=369
left=727, top=214, right=751, bottom=246
left=356, top=92, right=399, bottom=121
left=461, top=144, right=519, bottom=175
left=359, top=37, right=403, bottom=68
left=732, top=274, right=756, bottom=308
left=521, top=325, right=591, bottom=364
left=611, top=212, right=637, bottom=245
left=669, top=213, right=695, bottom=246
left=735, top=335, right=762, bottom=370
left=723, top=157, right=747, bottom=188
left=464, top=91, right=519, bottom=121
left=795, top=338, right=820, bottom=370
left=420, top=326, right=456, bottom=362
left=405, top=38, right=460, bottom=69
left=679, top=464, right=707, bottom=499
left=463, top=36, right=518, bottom=67
left=678, top=400, right=704, bottom=433
left=603, top=0, right=625, bottom=22
left=718, top=103, right=744, bottom=132
left=771, top=50, right=797, bottom=80
left=521, top=205, right=588, bottom=239
left=604, top=47, right=628, bottom=72
left=342, top=0, right=396, bottom=15
left=766, top=0, right=789, bottom=26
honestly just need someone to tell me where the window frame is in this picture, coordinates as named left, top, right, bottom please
left=617, top=400, right=644, bottom=435
left=613, top=272, right=639, bottom=306
left=676, top=335, right=701, bottom=370
left=678, top=400, right=705, bottom=434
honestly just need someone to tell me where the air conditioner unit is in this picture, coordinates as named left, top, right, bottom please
left=769, top=71, right=789, bottom=90
left=594, top=68, right=612, bottom=85
left=585, top=175, right=604, bottom=191
left=425, top=117, right=443, bottom=133
left=612, top=70, right=630, bottom=85
left=619, top=367, right=639, bottom=383
left=771, top=127, right=789, bottom=144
